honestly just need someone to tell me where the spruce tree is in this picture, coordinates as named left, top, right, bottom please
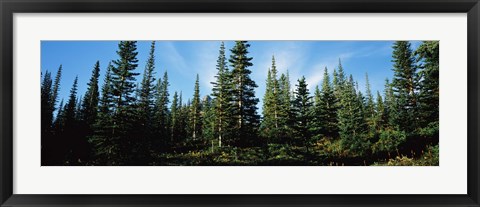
left=364, top=73, right=376, bottom=132
left=337, top=75, right=368, bottom=155
left=41, top=70, right=54, bottom=165
left=311, top=67, right=337, bottom=139
left=110, top=41, right=140, bottom=164
left=91, top=62, right=116, bottom=165
left=63, top=77, right=79, bottom=164
left=278, top=72, right=294, bottom=142
left=81, top=61, right=101, bottom=132
left=229, top=41, right=260, bottom=146
left=170, top=91, right=180, bottom=143
left=190, top=74, right=202, bottom=140
left=154, top=71, right=170, bottom=147
left=415, top=41, right=439, bottom=128
left=52, top=65, right=63, bottom=112
left=292, top=76, right=313, bottom=151
left=211, top=42, right=233, bottom=147
left=261, top=56, right=282, bottom=142
left=138, top=41, right=157, bottom=132
left=391, top=41, right=418, bottom=132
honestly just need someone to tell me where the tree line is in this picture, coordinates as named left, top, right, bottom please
left=41, top=41, right=439, bottom=166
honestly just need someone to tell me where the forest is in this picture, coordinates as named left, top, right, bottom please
left=41, top=41, right=439, bottom=166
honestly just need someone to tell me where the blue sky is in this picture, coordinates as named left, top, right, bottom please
left=41, top=40, right=421, bottom=114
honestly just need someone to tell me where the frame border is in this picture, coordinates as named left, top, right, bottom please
left=1, top=0, right=479, bottom=206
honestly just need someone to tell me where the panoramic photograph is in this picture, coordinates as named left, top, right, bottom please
left=41, top=40, right=439, bottom=166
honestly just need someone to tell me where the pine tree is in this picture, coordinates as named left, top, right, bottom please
left=415, top=41, right=439, bottom=128
left=64, top=77, right=79, bottom=164
left=81, top=61, right=101, bottom=132
left=278, top=71, right=294, bottom=142
left=190, top=74, right=202, bottom=140
left=154, top=71, right=170, bottom=147
left=138, top=41, right=157, bottom=132
left=229, top=41, right=260, bottom=146
left=391, top=41, right=418, bottom=132
left=41, top=70, right=55, bottom=165
left=110, top=41, right=140, bottom=164
left=261, top=56, right=282, bottom=142
left=311, top=67, right=337, bottom=139
left=90, top=62, right=116, bottom=165
left=337, top=75, right=368, bottom=155
left=52, top=65, right=63, bottom=112
left=364, top=73, right=376, bottom=132
left=292, top=76, right=313, bottom=151
left=211, top=42, right=233, bottom=147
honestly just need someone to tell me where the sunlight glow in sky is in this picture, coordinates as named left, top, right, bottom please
left=41, top=40, right=421, bottom=114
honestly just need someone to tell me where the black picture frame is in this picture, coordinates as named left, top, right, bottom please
left=1, top=0, right=479, bottom=206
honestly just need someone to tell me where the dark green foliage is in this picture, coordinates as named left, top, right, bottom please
left=211, top=42, right=234, bottom=147
left=391, top=41, right=418, bottom=132
left=292, top=76, right=313, bottom=150
left=190, top=74, right=202, bottom=140
left=110, top=41, right=141, bottom=164
left=311, top=67, right=337, bottom=139
left=261, top=56, right=283, bottom=143
left=415, top=41, right=439, bottom=128
left=154, top=71, right=170, bottom=148
left=337, top=75, right=369, bottom=156
left=229, top=41, right=260, bottom=146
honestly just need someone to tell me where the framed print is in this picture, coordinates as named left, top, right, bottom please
left=1, top=0, right=479, bottom=206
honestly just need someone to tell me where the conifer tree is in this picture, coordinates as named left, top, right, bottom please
left=211, top=42, right=233, bottom=147
left=170, top=91, right=180, bottom=142
left=278, top=72, right=294, bottom=142
left=391, top=41, right=418, bottom=132
left=90, top=62, right=116, bottom=165
left=229, top=41, right=260, bottom=146
left=81, top=61, right=101, bottom=132
left=337, top=75, right=368, bottom=155
left=311, top=67, right=337, bottom=139
left=261, top=56, right=282, bottom=142
left=52, top=65, right=63, bottom=112
left=138, top=41, right=157, bottom=131
left=64, top=77, right=79, bottom=164
left=110, top=41, right=140, bottom=164
left=415, top=41, right=439, bottom=128
left=41, top=70, right=55, bottom=165
left=190, top=74, right=202, bottom=140
left=292, top=76, right=313, bottom=150
left=364, top=73, right=376, bottom=132
left=154, top=71, right=170, bottom=147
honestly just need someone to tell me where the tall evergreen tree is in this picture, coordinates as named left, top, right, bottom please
left=229, top=41, right=260, bottom=146
left=375, top=91, right=385, bottom=130
left=154, top=71, right=170, bottom=147
left=64, top=77, right=79, bottom=164
left=415, top=41, right=439, bottom=128
left=211, top=42, right=233, bottom=147
left=110, top=41, right=140, bottom=164
left=364, top=73, right=376, bottom=132
left=292, top=76, right=313, bottom=151
left=278, top=71, right=294, bottom=142
left=138, top=41, right=157, bottom=130
left=312, top=67, right=337, bottom=139
left=337, top=75, right=368, bottom=155
left=90, top=62, right=116, bottom=165
left=41, top=70, right=55, bottom=165
left=190, top=74, right=202, bottom=140
left=261, top=56, right=282, bottom=142
left=81, top=61, right=101, bottom=132
left=391, top=41, right=418, bottom=132
left=52, top=65, right=63, bottom=112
